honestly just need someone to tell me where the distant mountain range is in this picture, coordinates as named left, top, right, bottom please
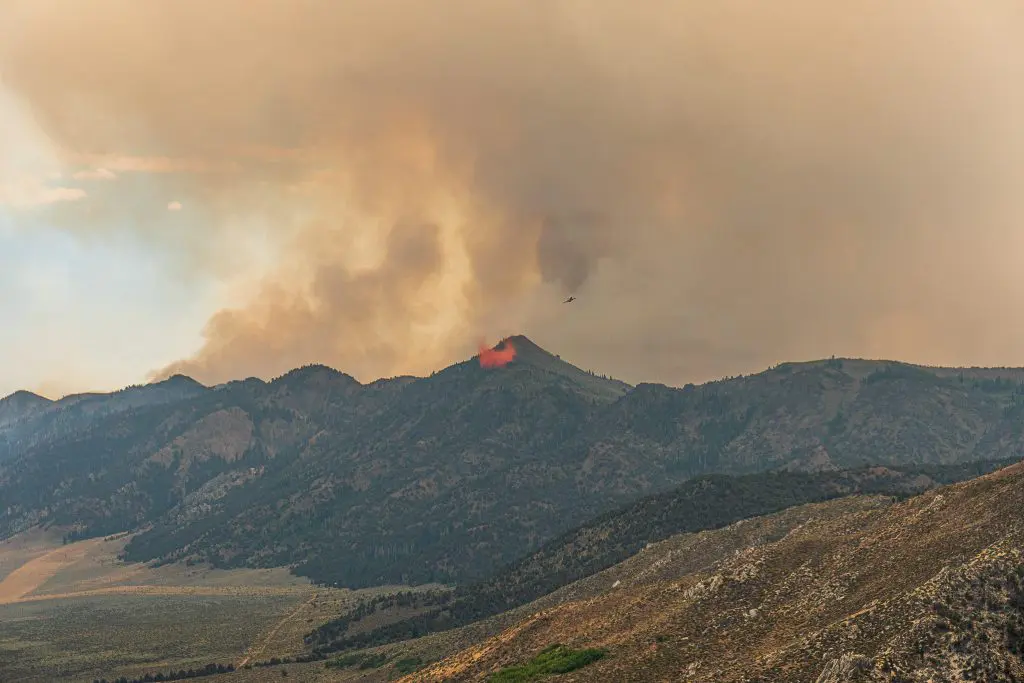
left=3, top=336, right=1024, bottom=589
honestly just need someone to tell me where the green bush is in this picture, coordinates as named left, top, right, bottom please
left=392, top=657, right=426, bottom=675
left=489, top=644, right=607, bottom=682
left=359, top=653, right=389, bottom=669
left=324, top=651, right=388, bottom=669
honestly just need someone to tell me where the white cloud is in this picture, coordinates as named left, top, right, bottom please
left=38, top=187, right=86, bottom=203
left=0, top=176, right=86, bottom=208
left=71, top=167, right=117, bottom=180
left=71, top=153, right=222, bottom=174
left=167, top=201, right=182, bottom=211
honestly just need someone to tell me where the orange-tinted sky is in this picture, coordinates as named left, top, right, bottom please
left=2, top=0, right=1024, bottom=398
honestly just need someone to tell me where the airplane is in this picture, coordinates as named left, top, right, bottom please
left=563, top=296, right=576, bottom=304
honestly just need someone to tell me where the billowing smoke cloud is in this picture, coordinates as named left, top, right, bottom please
left=2, top=0, right=1024, bottom=386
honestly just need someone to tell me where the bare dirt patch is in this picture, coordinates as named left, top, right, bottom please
left=0, top=536, right=106, bottom=604
left=0, top=530, right=313, bottom=604
left=0, top=528, right=63, bottom=583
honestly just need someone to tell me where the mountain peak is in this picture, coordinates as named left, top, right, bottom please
left=271, top=364, right=359, bottom=388
left=0, top=389, right=54, bottom=426
left=471, top=334, right=631, bottom=400
left=0, top=389, right=52, bottom=405
left=154, top=374, right=207, bottom=390
left=480, top=334, right=558, bottom=362
left=497, top=334, right=553, bottom=361
left=501, top=333, right=540, bottom=350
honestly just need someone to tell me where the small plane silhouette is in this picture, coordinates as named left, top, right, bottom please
left=563, top=296, right=576, bottom=304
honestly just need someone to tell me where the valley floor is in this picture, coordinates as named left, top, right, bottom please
left=10, top=462, right=1024, bottom=682
left=0, top=531, right=407, bottom=682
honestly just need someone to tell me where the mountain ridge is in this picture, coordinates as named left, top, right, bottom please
left=9, top=343, right=1024, bottom=408
left=4, top=337, right=1024, bottom=590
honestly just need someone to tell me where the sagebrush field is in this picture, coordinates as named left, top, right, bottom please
left=0, top=531, right=425, bottom=682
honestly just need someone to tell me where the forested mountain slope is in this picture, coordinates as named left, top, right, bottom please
left=3, top=337, right=1024, bottom=588
left=305, top=459, right=1016, bottom=655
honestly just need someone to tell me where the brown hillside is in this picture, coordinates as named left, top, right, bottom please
left=409, top=461, right=1024, bottom=682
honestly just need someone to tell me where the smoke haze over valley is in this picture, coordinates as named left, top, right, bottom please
left=2, top=1, right=1024, bottom=397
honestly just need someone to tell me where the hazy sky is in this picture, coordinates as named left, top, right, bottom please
left=1, top=0, right=1023, bottom=398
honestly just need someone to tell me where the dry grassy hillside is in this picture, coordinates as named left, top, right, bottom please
left=408, top=461, right=1024, bottom=682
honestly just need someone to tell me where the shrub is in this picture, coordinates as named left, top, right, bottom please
left=393, top=657, right=426, bottom=675
left=488, top=644, right=607, bottom=682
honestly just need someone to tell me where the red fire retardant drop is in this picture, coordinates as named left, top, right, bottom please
left=478, top=338, right=517, bottom=368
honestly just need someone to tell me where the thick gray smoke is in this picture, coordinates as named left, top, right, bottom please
left=1, top=0, right=1023, bottom=385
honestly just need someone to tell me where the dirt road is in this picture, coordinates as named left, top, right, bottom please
left=237, top=592, right=320, bottom=668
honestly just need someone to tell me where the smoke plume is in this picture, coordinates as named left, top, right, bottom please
left=2, top=1, right=1024, bottom=386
